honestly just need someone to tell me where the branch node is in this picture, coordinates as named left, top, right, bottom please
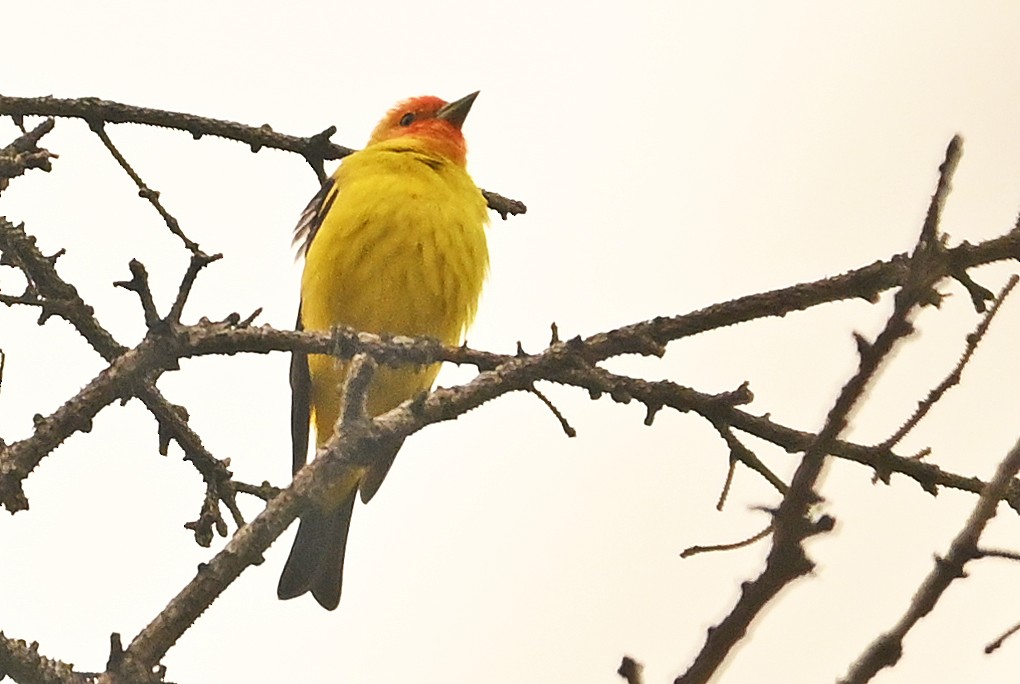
left=114, top=259, right=161, bottom=328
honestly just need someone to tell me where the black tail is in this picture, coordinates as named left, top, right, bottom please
left=276, top=491, right=356, bottom=611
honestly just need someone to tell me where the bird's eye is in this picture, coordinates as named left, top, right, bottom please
left=399, top=112, right=415, bottom=126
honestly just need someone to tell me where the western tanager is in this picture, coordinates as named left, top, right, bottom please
left=277, top=92, right=490, bottom=610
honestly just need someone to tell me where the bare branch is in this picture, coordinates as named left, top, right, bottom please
left=0, top=94, right=354, bottom=162
left=0, top=218, right=241, bottom=531
left=0, top=94, right=527, bottom=218
left=1, top=121, right=1019, bottom=683
left=841, top=435, right=1020, bottom=682
left=675, top=135, right=967, bottom=684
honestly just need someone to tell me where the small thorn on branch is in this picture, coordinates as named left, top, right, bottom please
left=617, top=656, right=644, bottom=684
left=643, top=402, right=662, bottom=426
left=852, top=331, right=872, bottom=357
left=105, top=633, right=125, bottom=670
left=238, top=307, right=263, bottom=327
left=44, top=248, right=65, bottom=265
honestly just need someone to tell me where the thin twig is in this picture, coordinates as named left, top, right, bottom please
left=879, top=274, right=1019, bottom=450
left=89, top=121, right=201, bottom=253
left=712, top=421, right=788, bottom=499
left=974, top=547, right=1020, bottom=562
left=985, top=620, right=1020, bottom=654
left=716, top=457, right=736, bottom=511
left=527, top=384, right=576, bottom=437
left=166, top=252, right=223, bottom=325
left=681, top=524, right=773, bottom=559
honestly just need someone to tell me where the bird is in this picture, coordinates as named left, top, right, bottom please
left=277, top=92, right=490, bottom=610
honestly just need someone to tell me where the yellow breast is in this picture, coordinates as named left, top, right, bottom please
left=301, top=140, right=489, bottom=438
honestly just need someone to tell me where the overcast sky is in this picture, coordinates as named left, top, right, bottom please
left=3, top=2, right=1020, bottom=683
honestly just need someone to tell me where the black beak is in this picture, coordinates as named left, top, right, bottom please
left=436, top=91, right=479, bottom=129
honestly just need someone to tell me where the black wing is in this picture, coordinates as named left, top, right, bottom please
left=289, top=174, right=339, bottom=472
left=292, top=174, right=339, bottom=259
left=290, top=307, right=311, bottom=475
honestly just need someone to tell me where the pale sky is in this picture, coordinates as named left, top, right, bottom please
left=3, top=2, right=1020, bottom=683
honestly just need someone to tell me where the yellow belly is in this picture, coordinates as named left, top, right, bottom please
left=300, top=143, right=489, bottom=445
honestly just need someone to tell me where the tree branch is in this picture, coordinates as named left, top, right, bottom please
left=0, top=94, right=527, bottom=218
left=0, top=218, right=243, bottom=534
left=675, top=135, right=967, bottom=683
left=840, top=434, right=1020, bottom=683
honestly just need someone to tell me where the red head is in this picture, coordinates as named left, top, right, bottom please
left=368, top=92, right=479, bottom=166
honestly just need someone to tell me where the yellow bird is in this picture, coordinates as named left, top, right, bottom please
left=277, top=92, right=490, bottom=610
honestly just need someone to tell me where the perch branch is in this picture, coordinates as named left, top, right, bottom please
left=0, top=94, right=527, bottom=219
